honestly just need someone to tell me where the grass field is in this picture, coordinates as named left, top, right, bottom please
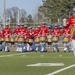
left=0, top=50, right=75, bottom=75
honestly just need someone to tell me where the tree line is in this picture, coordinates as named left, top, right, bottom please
left=38, top=0, right=75, bottom=23
left=1, top=0, right=75, bottom=28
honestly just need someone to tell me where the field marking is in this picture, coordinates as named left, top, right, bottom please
left=46, top=64, right=75, bottom=75
left=27, top=63, right=64, bottom=66
left=0, top=53, right=26, bottom=57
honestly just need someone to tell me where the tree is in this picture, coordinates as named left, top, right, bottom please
left=41, top=0, right=75, bottom=23
left=27, top=14, right=34, bottom=26
left=20, top=9, right=27, bottom=23
left=6, top=7, right=27, bottom=28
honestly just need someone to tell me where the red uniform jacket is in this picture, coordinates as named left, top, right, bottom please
left=13, top=27, right=27, bottom=37
left=0, top=32, right=2, bottom=37
left=2, top=27, right=12, bottom=38
left=13, top=27, right=20, bottom=36
left=34, top=29, right=40, bottom=37
left=61, top=27, right=71, bottom=37
left=39, top=25, right=49, bottom=36
left=65, top=16, right=75, bottom=39
left=24, top=30, right=30, bottom=39
left=19, top=27, right=27, bottom=37
left=51, top=27, right=61, bottom=36
left=31, top=29, right=35, bottom=37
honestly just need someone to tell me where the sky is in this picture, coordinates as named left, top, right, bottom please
left=0, top=0, right=43, bottom=16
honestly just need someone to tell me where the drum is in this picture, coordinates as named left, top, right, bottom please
left=34, top=37, right=40, bottom=43
left=26, top=39, right=29, bottom=43
left=47, top=38, right=52, bottom=42
left=40, top=36, right=46, bottom=42
left=46, top=38, right=52, bottom=45
left=28, top=39, right=33, bottom=43
left=28, top=39, right=33, bottom=46
left=18, top=38, right=24, bottom=43
left=63, top=37, right=69, bottom=43
left=52, top=36, right=59, bottom=42
left=10, top=38, right=15, bottom=43
left=5, top=38, right=9, bottom=43
left=1, top=38, right=4, bottom=42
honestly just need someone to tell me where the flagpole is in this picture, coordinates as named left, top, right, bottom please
left=18, top=9, right=20, bottom=25
left=3, top=0, right=6, bottom=28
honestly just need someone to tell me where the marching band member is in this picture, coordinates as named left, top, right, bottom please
left=39, top=23, right=49, bottom=52
left=0, top=31, right=5, bottom=51
left=19, top=24, right=27, bottom=52
left=34, top=27, right=40, bottom=52
left=13, top=24, right=21, bottom=52
left=0, top=32, right=3, bottom=51
left=61, top=26, right=71, bottom=52
left=30, top=28, right=36, bottom=51
left=46, top=31, right=53, bottom=45
left=13, top=24, right=26, bottom=52
left=51, top=24, right=61, bottom=52
left=65, top=8, right=75, bottom=56
left=2, top=24, right=12, bottom=52
left=24, top=29, right=30, bottom=51
left=26, top=27, right=33, bottom=51
left=28, top=27, right=36, bottom=51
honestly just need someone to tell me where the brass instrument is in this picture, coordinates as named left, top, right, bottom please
left=70, top=26, right=75, bottom=40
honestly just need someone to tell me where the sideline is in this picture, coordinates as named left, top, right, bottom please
left=46, top=64, right=75, bottom=75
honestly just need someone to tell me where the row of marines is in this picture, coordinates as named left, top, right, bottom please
left=0, top=23, right=71, bottom=52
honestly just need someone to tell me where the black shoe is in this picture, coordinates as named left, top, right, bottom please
left=57, top=50, right=59, bottom=52
left=0, top=49, right=2, bottom=51
left=64, top=51, right=66, bottom=52
left=44, top=50, right=47, bottom=52
left=40, top=51, right=43, bottom=53
left=68, top=51, right=70, bottom=52
left=36, top=51, right=38, bottom=52
left=53, top=51, right=55, bottom=52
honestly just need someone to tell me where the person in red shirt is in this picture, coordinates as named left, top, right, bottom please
left=0, top=31, right=5, bottom=51
left=0, top=32, right=3, bottom=51
left=61, top=26, right=71, bottom=52
left=13, top=24, right=21, bottom=37
left=30, top=28, right=36, bottom=51
left=46, top=31, right=53, bottom=45
left=51, top=24, right=61, bottom=52
left=24, top=30, right=30, bottom=39
left=65, top=8, right=75, bottom=56
left=25, top=27, right=33, bottom=51
left=13, top=24, right=21, bottom=52
left=2, top=24, right=12, bottom=52
left=13, top=24, right=26, bottom=52
left=34, top=27, right=41, bottom=52
left=39, top=23, right=49, bottom=52
left=2, top=24, right=12, bottom=38
left=39, top=24, right=49, bottom=36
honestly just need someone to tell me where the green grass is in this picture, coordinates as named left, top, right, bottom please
left=0, top=51, right=75, bottom=75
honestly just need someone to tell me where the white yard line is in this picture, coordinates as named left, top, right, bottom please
left=27, top=63, right=64, bottom=66
left=0, top=53, right=26, bottom=57
left=46, top=64, right=75, bottom=75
